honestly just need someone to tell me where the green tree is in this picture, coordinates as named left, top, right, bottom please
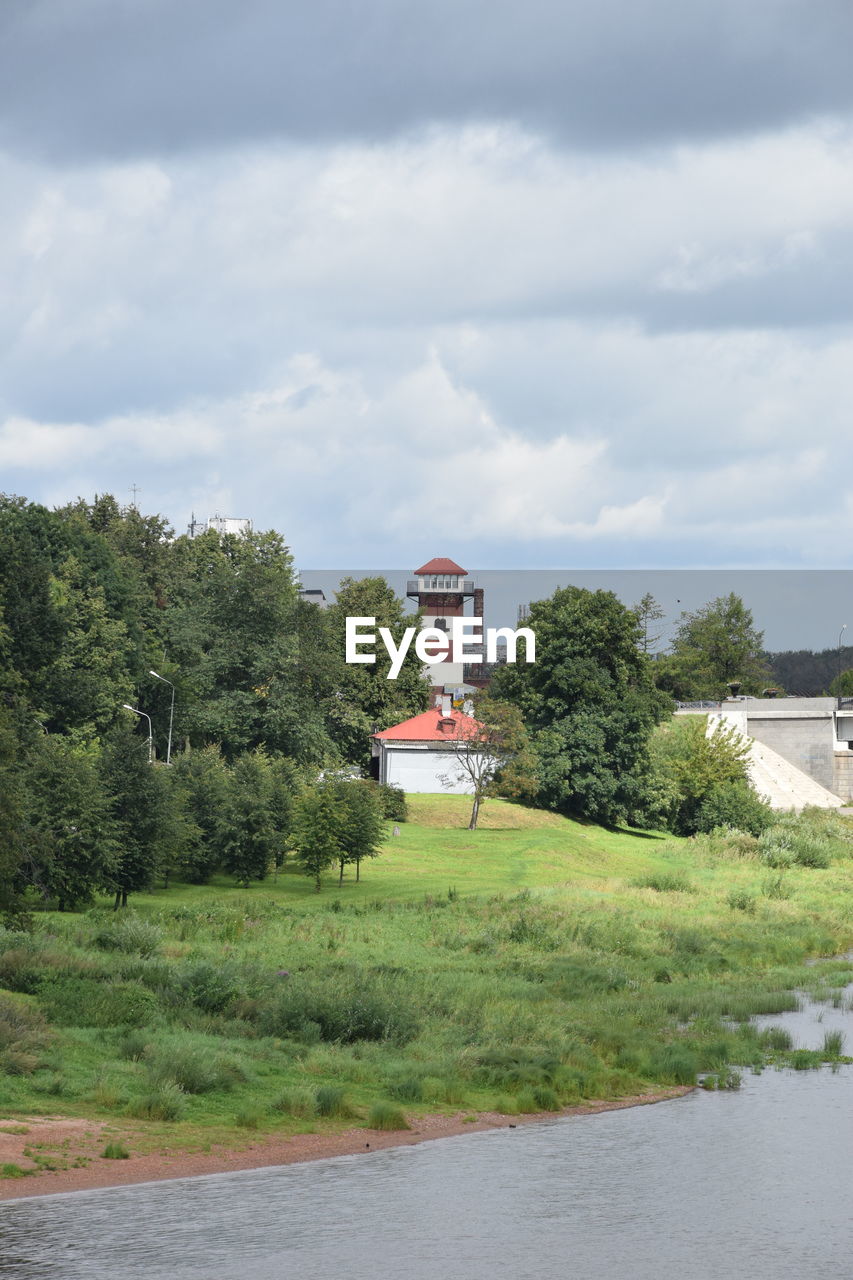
left=438, top=695, right=536, bottom=830
left=100, top=724, right=176, bottom=908
left=293, top=787, right=342, bottom=891
left=327, top=779, right=385, bottom=882
left=23, top=735, right=118, bottom=909
left=170, top=745, right=232, bottom=882
left=648, top=715, right=756, bottom=834
left=666, top=594, right=770, bottom=699
left=830, top=669, right=853, bottom=697
left=0, top=706, right=26, bottom=922
left=216, top=752, right=278, bottom=887
left=323, top=577, right=429, bottom=768
left=632, top=592, right=665, bottom=655
left=492, top=587, right=671, bottom=825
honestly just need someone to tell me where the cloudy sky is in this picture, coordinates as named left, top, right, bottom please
left=2, top=0, right=853, bottom=568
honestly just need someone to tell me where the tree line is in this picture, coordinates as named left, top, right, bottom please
left=2, top=491, right=818, bottom=916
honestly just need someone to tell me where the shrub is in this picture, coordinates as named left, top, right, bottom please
left=532, top=1085, right=561, bottom=1111
left=272, top=1089, right=316, bottom=1118
left=377, top=784, right=407, bottom=822
left=93, top=915, right=162, bottom=958
left=386, top=1075, right=423, bottom=1102
left=102, top=1141, right=130, bottom=1159
left=646, top=1045, right=698, bottom=1085
left=147, top=1044, right=229, bottom=1095
left=1, top=1163, right=27, bottom=1179
left=695, top=783, right=774, bottom=836
left=726, top=890, right=757, bottom=914
left=367, top=1100, right=410, bottom=1131
left=176, top=961, right=242, bottom=1015
left=636, top=872, right=693, bottom=894
left=128, top=1081, right=186, bottom=1121
left=315, top=1085, right=351, bottom=1118
left=761, top=871, right=792, bottom=900
left=259, top=972, right=417, bottom=1045
left=759, top=814, right=832, bottom=869
left=39, top=977, right=160, bottom=1028
left=235, top=1107, right=262, bottom=1129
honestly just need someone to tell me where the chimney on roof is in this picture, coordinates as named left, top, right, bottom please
left=441, top=694, right=452, bottom=716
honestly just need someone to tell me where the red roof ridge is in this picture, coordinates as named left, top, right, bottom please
left=373, top=706, right=482, bottom=742
left=413, top=557, right=468, bottom=576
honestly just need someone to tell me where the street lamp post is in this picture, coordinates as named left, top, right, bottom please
left=123, top=704, right=154, bottom=763
left=839, top=625, right=848, bottom=689
left=149, top=669, right=175, bottom=765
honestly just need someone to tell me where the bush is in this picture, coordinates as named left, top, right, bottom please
left=759, top=815, right=832, bottom=869
left=377, top=784, right=407, bottom=823
left=726, top=890, right=757, bottom=914
left=128, top=1080, right=186, bottom=1121
left=636, top=872, right=693, bottom=894
left=315, top=1085, right=351, bottom=1118
left=695, top=782, right=774, bottom=837
left=646, top=1045, right=698, bottom=1085
left=92, top=915, right=163, bottom=958
left=367, top=1100, right=410, bottom=1131
left=39, top=977, right=160, bottom=1028
left=147, top=1043, right=235, bottom=1095
left=259, top=971, right=417, bottom=1045
left=272, top=1089, right=316, bottom=1118
left=387, top=1075, right=423, bottom=1102
left=102, top=1141, right=130, bottom=1159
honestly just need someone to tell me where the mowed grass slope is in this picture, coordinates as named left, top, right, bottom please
left=1, top=798, right=853, bottom=1172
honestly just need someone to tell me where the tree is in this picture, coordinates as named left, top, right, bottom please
left=22, top=735, right=118, bottom=909
left=648, top=714, right=756, bottom=834
left=170, top=745, right=232, bottom=882
left=666, top=594, right=770, bottom=699
left=492, top=587, right=671, bottom=825
left=293, top=787, right=343, bottom=891
left=327, top=779, right=385, bottom=881
left=323, top=577, right=429, bottom=768
left=438, top=695, right=536, bottom=829
left=216, top=752, right=278, bottom=887
left=100, top=724, right=176, bottom=908
left=830, top=669, right=853, bottom=698
left=0, top=706, right=26, bottom=923
left=632, top=593, right=665, bottom=655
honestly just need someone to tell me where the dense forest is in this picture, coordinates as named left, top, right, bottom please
left=0, top=494, right=426, bottom=913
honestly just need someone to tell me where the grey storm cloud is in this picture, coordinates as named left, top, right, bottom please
left=3, top=0, right=853, bottom=160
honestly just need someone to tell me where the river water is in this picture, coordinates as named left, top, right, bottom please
left=2, top=996, right=852, bottom=1280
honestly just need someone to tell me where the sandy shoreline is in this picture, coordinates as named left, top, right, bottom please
left=0, top=1087, right=690, bottom=1202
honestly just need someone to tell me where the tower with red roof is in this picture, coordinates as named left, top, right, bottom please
left=406, top=558, right=483, bottom=692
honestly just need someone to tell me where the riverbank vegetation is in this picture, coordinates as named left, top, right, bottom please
left=1, top=798, right=852, bottom=1168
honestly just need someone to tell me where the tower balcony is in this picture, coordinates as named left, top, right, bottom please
left=407, top=578, right=475, bottom=599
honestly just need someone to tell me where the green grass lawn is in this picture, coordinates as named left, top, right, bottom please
left=1, top=797, right=853, bottom=1173
left=131, top=796, right=676, bottom=910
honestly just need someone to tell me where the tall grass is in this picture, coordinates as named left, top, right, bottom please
left=0, top=801, right=849, bottom=1144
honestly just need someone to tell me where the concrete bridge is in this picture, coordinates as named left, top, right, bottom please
left=676, top=697, right=853, bottom=810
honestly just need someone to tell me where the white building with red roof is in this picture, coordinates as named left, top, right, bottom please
left=372, top=698, right=484, bottom=793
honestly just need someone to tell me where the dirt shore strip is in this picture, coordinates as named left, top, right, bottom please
left=0, top=1088, right=691, bottom=1201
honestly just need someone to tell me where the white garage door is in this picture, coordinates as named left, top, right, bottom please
left=385, top=749, right=472, bottom=794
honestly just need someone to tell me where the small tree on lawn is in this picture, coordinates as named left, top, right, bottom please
left=293, top=787, right=342, bottom=891
left=331, top=780, right=385, bottom=883
left=439, top=695, right=536, bottom=830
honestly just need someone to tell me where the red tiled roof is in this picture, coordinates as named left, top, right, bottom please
left=413, top=558, right=468, bottom=576
left=373, top=707, right=482, bottom=742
